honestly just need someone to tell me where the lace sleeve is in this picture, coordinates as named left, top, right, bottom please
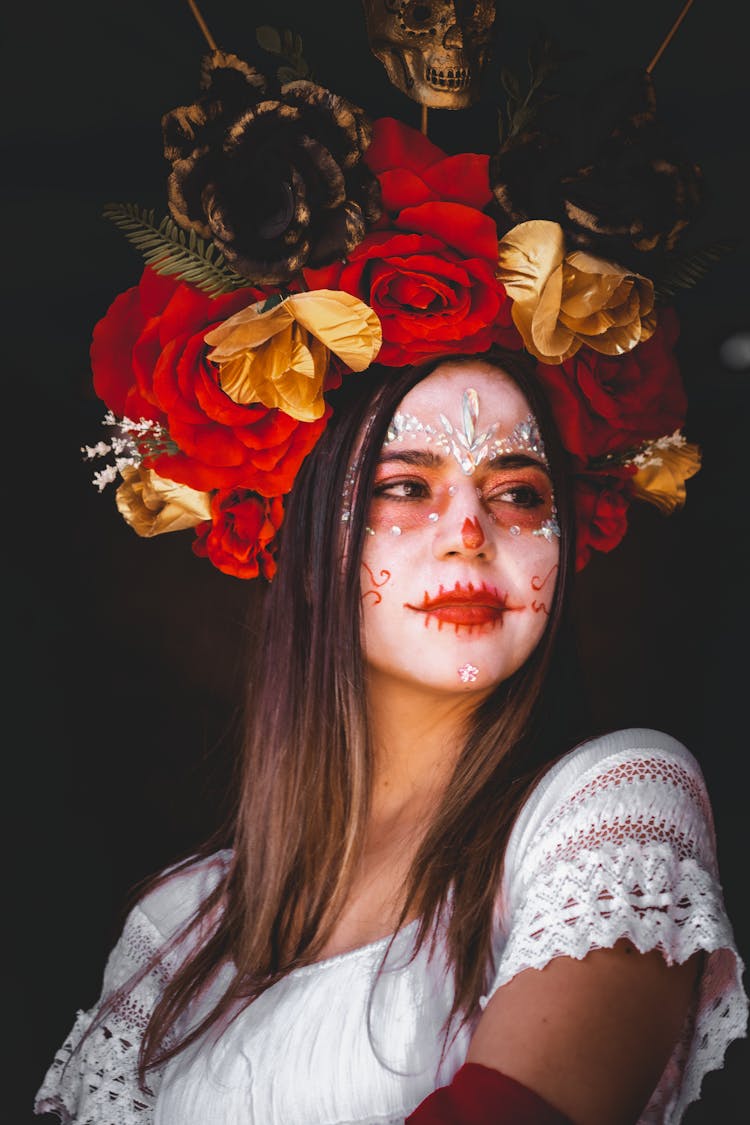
left=484, top=729, right=748, bottom=1125
left=34, top=851, right=230, bottom=1125
left=33, top=903, right=175, bottom=1125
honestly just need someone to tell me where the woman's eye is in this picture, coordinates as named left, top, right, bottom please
left=488, top=484, right=544, bottom=508
left=373, top=478, right=430, bottom=500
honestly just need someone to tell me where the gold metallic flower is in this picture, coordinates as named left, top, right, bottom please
left=630, top=439, right=702, bottom=515
left=204, top=290, right=382, bottom=423
left=116, top=467, right=212, bottom=537
left=497, top=220, right=656, bottom=364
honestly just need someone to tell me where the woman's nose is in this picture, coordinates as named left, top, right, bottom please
left=432, top=489, right=496, bottom=561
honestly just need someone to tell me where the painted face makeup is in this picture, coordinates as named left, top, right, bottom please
left=359, top=362, right=561, bottom=697
left=368, top=427, right=558, bottom=541
left=458, top=663, right=479, bottom=684
left=404, top=580, right=523, bottom=632
left=372, top=386, right=559, bottom=543
left=461, top=517, right=484, bottom=550
left=384, top=387, right=549, bottom=474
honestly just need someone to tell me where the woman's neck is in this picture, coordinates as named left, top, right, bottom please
left=366, top=669, right=488, bottom=826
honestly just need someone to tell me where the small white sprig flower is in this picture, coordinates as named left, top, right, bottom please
left=114, top=455, right=141, bottom=474
left=626, top=430, right=687, bottom=470
left=84, top=413, right=178, bottom=489
left=81, top=441, right=112, bottom=460
left=92, top=465, right=119, bottom=492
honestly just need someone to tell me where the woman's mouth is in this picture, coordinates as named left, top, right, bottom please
left=404, top=582, right=524, bottom=631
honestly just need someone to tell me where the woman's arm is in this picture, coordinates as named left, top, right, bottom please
left=466, top=939, right=702, bottom=1125
left=408, top=732, right=743, bottom=1125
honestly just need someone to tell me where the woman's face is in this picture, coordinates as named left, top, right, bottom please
left=359, top=361, right=560, bottom=696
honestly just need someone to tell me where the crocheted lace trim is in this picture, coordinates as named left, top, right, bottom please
left=34, top=907, right=172, bottom=1125
left=483, top=745, right=748, bottom=1125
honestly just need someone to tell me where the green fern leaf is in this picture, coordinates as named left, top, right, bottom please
left=255, top=24, right=312, bottom=82
left=102, top=202, right=252, bottom=297
left=256, top=25, right=282, bottom=55
left=654, top=239, right=739, bottom=300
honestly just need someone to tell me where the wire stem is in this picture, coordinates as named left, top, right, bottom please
left=647, top=0, right=695, bottom=73
left=186, top=0, right=218, bottom=51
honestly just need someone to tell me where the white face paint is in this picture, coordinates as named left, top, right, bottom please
left=360, top=362, right=560, bottom=696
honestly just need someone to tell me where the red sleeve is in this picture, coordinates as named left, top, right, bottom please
left=406, top=1063, right=573, bottom=1125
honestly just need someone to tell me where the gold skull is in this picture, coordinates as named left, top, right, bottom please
left=361, top=0, right=496, bottom=109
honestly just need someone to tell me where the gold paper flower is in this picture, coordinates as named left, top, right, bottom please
left=116, top=467, right=212, bottom=537
left=629, top=438, right=702, bottom=514
left=204, top=290, right=382, bottom=423
left=497, top=220, right=656, bottom=364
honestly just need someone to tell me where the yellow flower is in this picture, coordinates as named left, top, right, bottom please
left=630, top=440, right=702, bottom=515
left=116, top=467, right=212, bottom=537
left=497, top=220, right=656, bottom=364
left=203, top=290, right=382, bottom=423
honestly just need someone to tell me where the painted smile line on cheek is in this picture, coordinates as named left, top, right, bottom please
left=404, top=581, right=525, bottom=632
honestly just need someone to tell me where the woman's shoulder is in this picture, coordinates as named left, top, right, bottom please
left=487, top=729, right=747, bottom=1124
left=34, top=850, right=233, bottom=1123
left=537, top=725, right=706, bottom=809
left=92, top=849, right=232, bottom=998
left=133, top=848, right=232, bottom=943
left=503, top=728, right=716, bottom=899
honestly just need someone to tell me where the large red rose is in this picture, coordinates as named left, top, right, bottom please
left=90, top=268, right=328, bottom=495
left=535, top=307, right=686, bottom=461
left=574, top=476, right=630, bottom=571
left=193, top=490, right=284, bottom=580
left=304, top=119, right=521, bottom=366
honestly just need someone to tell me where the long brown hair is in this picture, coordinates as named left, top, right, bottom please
left=115, top=350, right=587, bottom=1079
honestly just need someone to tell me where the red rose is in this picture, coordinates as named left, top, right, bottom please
left=534, top=307, right=686, bottom=462
left=90, top=268, right=328, bottom=496
left=574, top=476, right=630, bottom=571
left=364, top=116, right=494, bottom=215
left=304, top=119, right=521, bottom=366
left=91, top=268, right=177, bottom=421
left=193, top=490, right=284, bottom=580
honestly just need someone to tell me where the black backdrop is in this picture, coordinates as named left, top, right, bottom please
left=8, top=2, right=749, bottom=1123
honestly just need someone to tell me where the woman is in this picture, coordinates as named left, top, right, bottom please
left=36, top=350, right=747, bottom=1124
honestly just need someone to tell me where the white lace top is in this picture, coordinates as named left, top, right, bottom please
left=36, top=728, right=747, bottom=1125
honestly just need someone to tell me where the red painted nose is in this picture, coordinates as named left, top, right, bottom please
left=461, top=516, right=485, bottom=550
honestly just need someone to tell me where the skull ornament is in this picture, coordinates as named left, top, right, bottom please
left=361, top=0, right=496, bottom=109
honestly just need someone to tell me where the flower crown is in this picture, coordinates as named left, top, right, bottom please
left=85, top=21, right=711, bottom=579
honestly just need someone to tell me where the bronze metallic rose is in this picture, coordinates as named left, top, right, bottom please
left=163, top=51, right=382, bottom=285
left=490, top=70, right=703, bottom=273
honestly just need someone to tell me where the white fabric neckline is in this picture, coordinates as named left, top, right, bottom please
left=287, top=917, right=422, bottom=977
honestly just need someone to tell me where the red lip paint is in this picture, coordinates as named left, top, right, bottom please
left=404, top=581, right=524, bottom=632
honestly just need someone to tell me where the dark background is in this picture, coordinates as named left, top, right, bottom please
left=7, top=2, right=748, bottom=1122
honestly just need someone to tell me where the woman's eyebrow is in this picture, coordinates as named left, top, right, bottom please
left=377, top=449, right=445, bottom=468
left=376, top=450, right=551, bottom=473
left=487, top=452, right=550, bottom=472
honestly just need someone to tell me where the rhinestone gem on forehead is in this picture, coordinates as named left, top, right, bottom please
left=384, top=388, right=548, bottom=474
